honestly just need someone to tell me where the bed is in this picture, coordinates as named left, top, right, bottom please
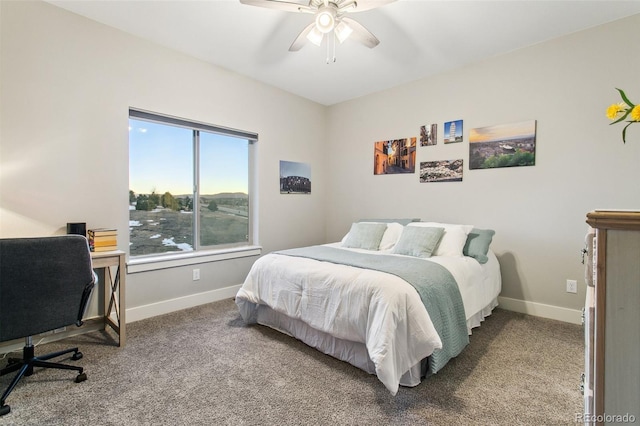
left=235, top=220, right=501, bottom=395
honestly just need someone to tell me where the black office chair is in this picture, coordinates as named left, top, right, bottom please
left=0, top=235, right=96, bottom=416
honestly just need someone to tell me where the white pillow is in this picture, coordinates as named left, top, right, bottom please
left=408, top=222, right=473, bottom=257
left=379, top=222, right=404, bottom=251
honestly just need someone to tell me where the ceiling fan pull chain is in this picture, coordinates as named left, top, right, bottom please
left=326, top=31, right=336, bottom=64
left=325, top=33, right=330, bottom=64
left=332, top=31, right=337, bottom=63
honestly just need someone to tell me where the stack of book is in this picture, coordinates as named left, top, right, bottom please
left=88, top=228, right=117, bottom=252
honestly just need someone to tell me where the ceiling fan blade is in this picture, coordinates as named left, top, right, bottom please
left=350, top=0, right=397, bottom=12
left=289, top=22, right=316, bottom=51
left=341, top=17, right=380, bottom=48
left=239, top=0, right=313, bottom=13
left=337, top=1, right=357, bottom=13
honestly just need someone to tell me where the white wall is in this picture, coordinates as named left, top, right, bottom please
left=0, top=1, right=327, bottom=318
left=2, top=1, right=639, bottom=324
left=325, top=13, right=640, bottom=320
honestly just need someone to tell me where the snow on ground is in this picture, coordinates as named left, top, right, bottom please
left=162, top=237, right=193, bottom=251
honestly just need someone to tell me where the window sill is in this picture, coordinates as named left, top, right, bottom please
left=127, top=245, right=262, bottom=274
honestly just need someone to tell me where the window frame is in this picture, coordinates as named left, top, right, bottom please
left=128, top=108, right=259, bottom=270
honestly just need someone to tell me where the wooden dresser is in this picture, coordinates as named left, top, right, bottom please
left=584, top=210, right=640, bottom=425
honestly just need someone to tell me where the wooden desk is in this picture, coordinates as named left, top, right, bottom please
left=90, top=250, right=126, bottom=347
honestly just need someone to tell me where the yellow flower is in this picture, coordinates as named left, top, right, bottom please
left=608, top=89, right=637, bottom=143
left=606, top=103, right=625, bottom=120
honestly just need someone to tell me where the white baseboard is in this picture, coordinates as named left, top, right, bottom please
left=126, top=291, right=584, bottom=326
left=126, top=284, right=242, bottom=323
left=497, top=296, right=582, bottom=325
left=0, top=290, right=580, bottom=355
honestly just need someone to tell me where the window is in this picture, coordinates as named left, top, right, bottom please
left=128, top=109, right=257, bottom=258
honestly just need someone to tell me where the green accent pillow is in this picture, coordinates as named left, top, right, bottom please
left=342, top=222, right=388, bottom=250
left=463, top=228, right=495, bottom=264
left=391, top=226, right=444, bottom=258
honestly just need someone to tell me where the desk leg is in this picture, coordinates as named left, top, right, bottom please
left=117, top=254, right=126, bottom=346
left=102, top=259, right=126, bottom=347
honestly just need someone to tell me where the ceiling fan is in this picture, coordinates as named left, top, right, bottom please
left=240, top=0, right=396, bottom=61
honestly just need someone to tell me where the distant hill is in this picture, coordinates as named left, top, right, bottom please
left=209, top=192, right=247, bottom=199
left=168, top=192, right=247, bottom=199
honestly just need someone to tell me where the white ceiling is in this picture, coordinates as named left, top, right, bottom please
left=46, top=0, right=640, bottom=106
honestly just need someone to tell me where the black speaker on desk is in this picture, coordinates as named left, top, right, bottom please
left=67, top=222, right=86, bottom=237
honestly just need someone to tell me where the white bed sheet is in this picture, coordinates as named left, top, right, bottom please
left=235, top=244, right=501, bottom=395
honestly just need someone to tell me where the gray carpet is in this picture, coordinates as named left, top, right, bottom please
left=0, top=299, right=583, bottom=425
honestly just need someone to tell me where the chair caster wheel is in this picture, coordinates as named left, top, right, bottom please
left=0, top=404, right=10, bottom=416
left=72, top=352, right=83, bottom=361
left=75, top=373, right=87, bottom=383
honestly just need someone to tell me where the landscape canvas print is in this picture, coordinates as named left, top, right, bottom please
left=280, top=160, right=311, bottom=194
left=420, top=159, right=464, bottom=183
left=373, top=137, right=417, bottom=175
left=469, top=120, right=536, bottom=169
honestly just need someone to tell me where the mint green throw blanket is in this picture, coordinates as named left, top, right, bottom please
left=274, top=245, right=469, bottom=375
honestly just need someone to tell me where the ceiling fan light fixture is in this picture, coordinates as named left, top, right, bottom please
left=315, top=7, right=336, bottom=33
left=334, top=20, right=353, bottom=43
left=306, top=26, right=324, bottom=46
left=241, top=0, right=393, bottom=55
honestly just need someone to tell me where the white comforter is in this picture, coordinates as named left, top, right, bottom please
left=235, top=244, right=500, bottom=394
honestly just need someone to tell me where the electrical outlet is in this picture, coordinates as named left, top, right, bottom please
left=193, top=269, right=200, bottom=281
left=566, top=279, right=577, bottom=294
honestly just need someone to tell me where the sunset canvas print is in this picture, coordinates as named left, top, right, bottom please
left=469, top=120, right=536, bottom=169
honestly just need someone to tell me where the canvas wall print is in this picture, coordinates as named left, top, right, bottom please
left=280, top=160, right=311, bottom=194
left=469, top=120, right=536, bottom=170
left=420, top=159, right=464, bottom=183
left=444, top=120, right=463, bottom=143
left=420, top=124, right=437, bottom=146
left=374, top=137, right=417, bottom=175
